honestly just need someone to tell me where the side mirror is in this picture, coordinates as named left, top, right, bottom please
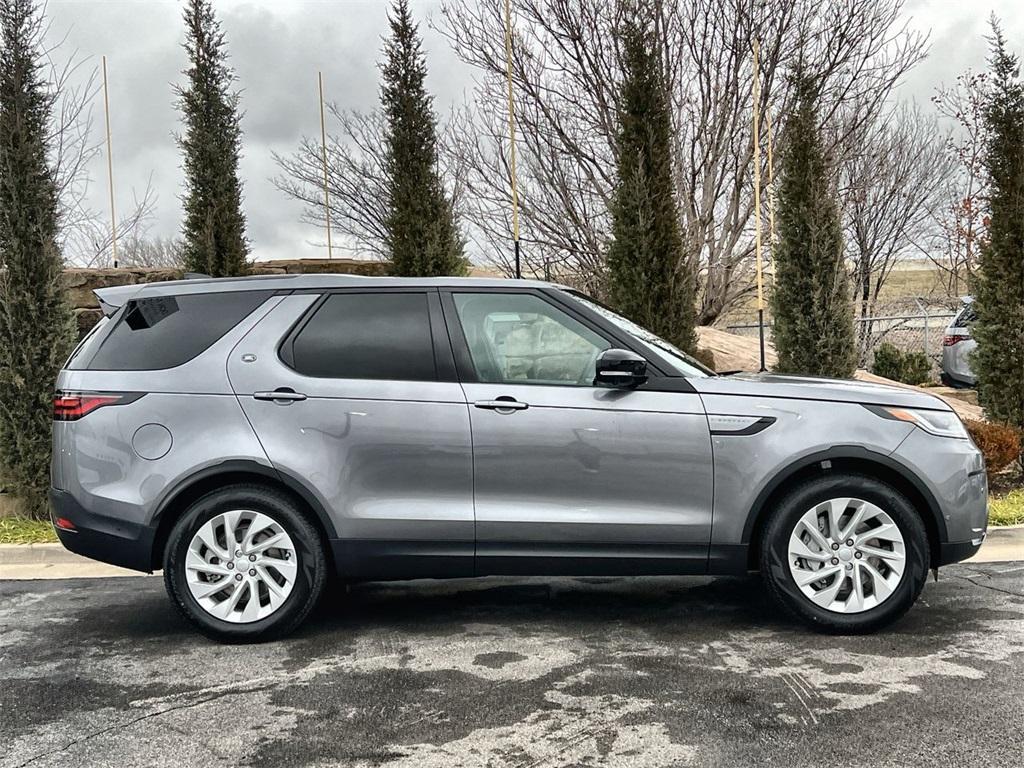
left=594, top=348, right=648, bottom=388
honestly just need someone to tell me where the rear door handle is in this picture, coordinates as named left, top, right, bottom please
left=254, top=388, right=307, bottom=403
left=474, top=398, right=528, bottom=412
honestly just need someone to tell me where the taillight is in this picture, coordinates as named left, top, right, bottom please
left=943, top=334, right=970, bottom=346
left=53, top=392, right=140, bottom=421
left=53, top=517, right=76, bottom=532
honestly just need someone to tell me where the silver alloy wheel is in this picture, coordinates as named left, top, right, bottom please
left=787, top=497, right=906, bottom=614
left=185, top=510, right=298, bottom=623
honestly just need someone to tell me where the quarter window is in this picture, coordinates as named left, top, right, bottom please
left=77, top=291, right=272, bottom=371
left=452, top=292, right=610, bottom=385
left=290, top=292, right=436, bottom=381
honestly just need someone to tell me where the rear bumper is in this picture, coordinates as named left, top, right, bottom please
left=50, top=488, right=155, bottom=573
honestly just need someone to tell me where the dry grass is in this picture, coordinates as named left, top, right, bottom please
left=0, top=517, right=57, bottom=544
left=990, top=490, right=1024, bottom=527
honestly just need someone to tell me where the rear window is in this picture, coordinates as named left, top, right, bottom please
left=72, top=291, right=272, bottom=371
left=956, top=304, right=978, bottom=327
left=287, top=292, right=436, bottom=380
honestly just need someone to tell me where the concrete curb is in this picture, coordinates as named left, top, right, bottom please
left=0, top=543, right=86, bottom=564
left=968, top=525, right=1024, bottom=565
left=0, top=544, right=147, bottom=579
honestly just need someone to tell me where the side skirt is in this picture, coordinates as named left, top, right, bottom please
left=331, top=540, right=754, bottom=581
left=476, top=542, right=710, bottom=577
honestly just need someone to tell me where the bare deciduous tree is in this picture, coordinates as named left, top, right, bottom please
left=841, top=104, right=956, bottom=362
left=37, top=24, right=156, bottom=267
left=925, top=70, right=990, bottom=297
left=61, top=179, right=158, bottom=267
left=116, top=234, right=184, bottom=270
left=273, top=108, right=388, bottom=258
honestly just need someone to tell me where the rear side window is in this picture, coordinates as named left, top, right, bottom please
left=287, top=292, right=436, bottom=380
left=74, top=291, right=272, bottom=371
left=65, top=316, right=110, bottom=369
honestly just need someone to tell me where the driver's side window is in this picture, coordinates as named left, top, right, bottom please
left=452, top=293, right=610, bottom=386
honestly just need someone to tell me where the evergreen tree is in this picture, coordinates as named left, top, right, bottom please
left=381, top=0, right=465, bottom=276
left=0, top=0, right=75, bottom=517
left=176, top=0, right=248, bottom=276
left=606, top=2, right=696, bottom=353
left=770, top=72, right=856, bottom=378
left=974, top=21, right=1024, bottom=438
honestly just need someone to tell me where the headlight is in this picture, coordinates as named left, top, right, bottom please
left=865, top=404, right=970, bottom=439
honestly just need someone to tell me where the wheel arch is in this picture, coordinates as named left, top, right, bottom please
left=743, top=446, right=946, bottom=571
left=149, top=460, right=337, bottom=571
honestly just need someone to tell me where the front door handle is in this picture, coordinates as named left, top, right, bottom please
left=474, top=398, right=528, bottom=412
left=254, top=388, right=307, bottom=403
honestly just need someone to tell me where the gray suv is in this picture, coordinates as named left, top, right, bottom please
left=51, top=275, right=988, bottom=641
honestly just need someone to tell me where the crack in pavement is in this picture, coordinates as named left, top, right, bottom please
left=950, top=573, right=1024, bottom=598
left=12, top=683, right=279, bottom=768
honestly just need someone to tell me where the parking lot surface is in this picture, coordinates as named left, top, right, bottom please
left=2, top=563, right=1023, bottom=767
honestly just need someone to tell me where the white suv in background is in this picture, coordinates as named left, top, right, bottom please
left=941, top=298, right=977, bottom=388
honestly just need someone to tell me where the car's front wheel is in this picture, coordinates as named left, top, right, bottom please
left=164, top=484, right=327, bottom=642
left=761, top=473, right=929, bottom=633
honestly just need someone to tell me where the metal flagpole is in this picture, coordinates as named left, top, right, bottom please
left=765, top=99, right=776, bottom=284
left=102, top=56, right=118, bottom=268
left=502, top=0, right=522, bottom=278
left=318, top=72, right=334, bottom=260
left=751, top=39, right=766, bottom=372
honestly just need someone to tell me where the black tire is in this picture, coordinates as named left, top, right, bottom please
left=760, top=473, right=929, bottom=634
left=940, top=372, right=975, bottom=390
left=164, top=484, right=327, bottom=643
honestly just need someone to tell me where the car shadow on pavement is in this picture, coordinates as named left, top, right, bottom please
left=8, top=567, right=1018, bottom=655
left=306, top=574, right=792, bottom=636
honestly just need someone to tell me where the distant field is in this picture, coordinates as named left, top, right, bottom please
left=721, top=264, right=964, bottom=326
left=879, top=264, right=963, bottom=302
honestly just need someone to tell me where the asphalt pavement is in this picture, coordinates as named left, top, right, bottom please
left=2, top=564, right=1023, bottom=767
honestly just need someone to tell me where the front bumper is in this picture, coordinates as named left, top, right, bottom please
left=50, top=488, right=155, bottom=572
left=893, top=427, right=988, bottom=566
left=939, top=534, right=986, bottom=566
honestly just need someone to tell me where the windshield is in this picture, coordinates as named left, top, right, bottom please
left=565, top=291, right=713, bottom=378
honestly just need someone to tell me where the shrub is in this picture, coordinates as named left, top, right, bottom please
left=770, top=71, right=856, bottom=378
left=382, top=0, right=466, bottom=276
left=965, top=420, right=1022, bottom=475
left=900, top=350, right=932, bottom=385
left=177, top=0, right=249, bottom=277
left=870, top=343, right=933, bottom=385
left=606, top=5, right=697, bottom=353
left=0, top=1, right=76, bottom=519
left=974, top=26, right=1024, bottom=445
left=870, top=343, right=904, bottom=381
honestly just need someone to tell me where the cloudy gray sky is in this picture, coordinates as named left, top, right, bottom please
left=47, top=0, right=1024, bottom=263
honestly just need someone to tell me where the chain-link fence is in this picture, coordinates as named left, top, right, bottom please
left=725, top=299, right=960, bottom=380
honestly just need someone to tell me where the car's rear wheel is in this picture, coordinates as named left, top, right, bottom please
left=164, top=484, right=327, bottom=642
left=761, top=473, right=929, bottom=634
